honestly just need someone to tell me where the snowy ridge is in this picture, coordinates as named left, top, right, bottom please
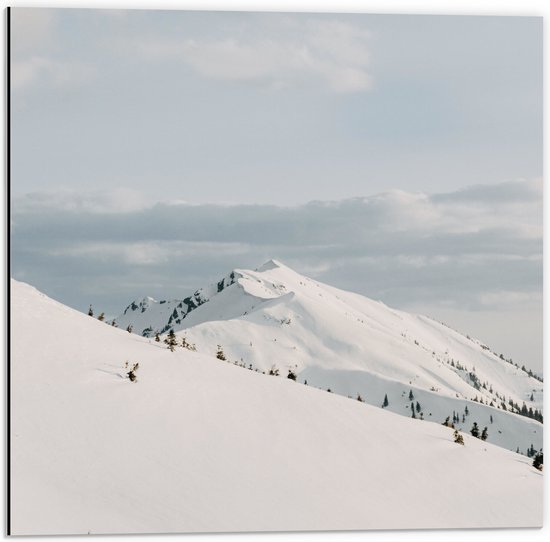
left=115, top=260, right=543, bottom=454
left=10, top=279, right=543, bottom=533
left=112, top=269, right=242, bottom=335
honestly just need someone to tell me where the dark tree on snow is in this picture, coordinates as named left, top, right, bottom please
left=382, top=394, right=389, bottom=408
left=88, top=305, right=94, bottom=317
left=470, top=422, right=480, bottom=438
left=481, top=427, right=488, bottom=441
left=453, top=430, right=464, bottom=445
left=533, top=451, right=543, bottom=471
left=164, top=330, right=178, bottom=352
left=216, top=345, right=226, bottom=361
left=409, top=389, right=414, bottom=401
left=127, top=362, right=139, bottom=383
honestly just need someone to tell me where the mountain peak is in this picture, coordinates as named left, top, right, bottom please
left=257, top=259, right=286, bottom=272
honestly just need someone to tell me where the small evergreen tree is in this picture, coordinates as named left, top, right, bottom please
left=155, top=333, right=160, bottom=342
left=416, top=401, right=421, bottom=413
left=408, top=389, right=414, bottom=401
left=126, top=324, right=133, bottom=333
left=411, top=402, right=416, bottom=418
left=453, top=430, right=464, bottom=445
left=481, top=427, right=488, bottom=441
left=97, top=312, right=105, bottom=322
left=268, top=365, right=279, bottom=376
left=287, top=369, right=297, bottom=381
left=533, top=451, right=543, bottom=471
left=382, top=394, right=389, bottom=408
left=164, top=329, right=178, bottom=352
left=111, top=320, right=117, bottom=327
left=357, top=394, right=364, bottom=402
left=216, top=345, right=226, bottom=361
left=490, top=415, right=493, bottom=424
left=127, top=362, right=139, bottom=383
left=88, top=305, right=94, bottom=317
left=181, top=336, right=197, bottom=351
left=470, top=422, right=480, bottom=438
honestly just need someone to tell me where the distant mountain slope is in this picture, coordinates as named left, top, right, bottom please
left=10, top=279, right=543, bottom=534
left=115, top=260, right=543, bottom=454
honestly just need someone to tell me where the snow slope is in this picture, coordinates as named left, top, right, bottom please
left=9, top=279, right=543, bottom=534
left=115, top=260, right=543, bottom=455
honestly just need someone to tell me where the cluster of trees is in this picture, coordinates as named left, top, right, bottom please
left=158, top=330, right=197, bottom=352
left=501, top=398, right=543, bottom=423
left=469, top=422, right=488, bottom=441
left=496, top=353, right=543, bottom=383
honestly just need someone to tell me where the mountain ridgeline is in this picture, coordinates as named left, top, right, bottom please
left=112, top=259, right=543, bottom=454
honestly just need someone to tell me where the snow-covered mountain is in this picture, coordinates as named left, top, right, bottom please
left=10, top=279, right=543, bottom=534
left=114, top=260, right=543, bottom=455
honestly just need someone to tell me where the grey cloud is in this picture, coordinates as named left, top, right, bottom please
left=11, top=180, right=541, bottom=317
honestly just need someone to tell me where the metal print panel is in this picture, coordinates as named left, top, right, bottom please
left=8, top=7, right=543, bottom=535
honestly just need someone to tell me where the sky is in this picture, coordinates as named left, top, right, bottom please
left=9, top=8, right=543, bottom=371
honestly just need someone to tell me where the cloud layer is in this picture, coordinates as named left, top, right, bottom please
left=11, top=178, right=541, bottom=304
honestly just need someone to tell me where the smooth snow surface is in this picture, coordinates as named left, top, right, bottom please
left=10, top=279, right=543, bottom=535
left=114, top=261, right=543, bottom=455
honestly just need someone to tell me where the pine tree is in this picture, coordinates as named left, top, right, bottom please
left=357, top=394, right=364, bottom=402
left=490, top=415, right=493, bottom=424
left=532, top=451, right=543, bottom=471
left=464, top=406, right=469, bottom=416
left=470, top=422, right=480, bottom=438
left=88, top=305, right=94, bottom=317
left=453, top=430, right=464, bottom=445
left=97, top=312, right=105, bottom=322
left=126, top=325, right=133, bottom=333
left=216, top=345, right=226, bottom=361
left=287, top=369, right=297, bottom=381
left=155, top=333, right=160, bottom=342
left=382, top=394, right=389, bottom=408
left=416, top=401, right=421, bottom=413
left=164, top=329, right=177, bottom=352
left=127, top=362, right=139, bottom=383
left=409, top=389, right=414, bottom=401
left=411, top=402, right=416, bottom=418
left=481, top=427, right=488, bottom=441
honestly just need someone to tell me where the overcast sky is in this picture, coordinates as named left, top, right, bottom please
left=10, top=9, right=542, bottom=371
